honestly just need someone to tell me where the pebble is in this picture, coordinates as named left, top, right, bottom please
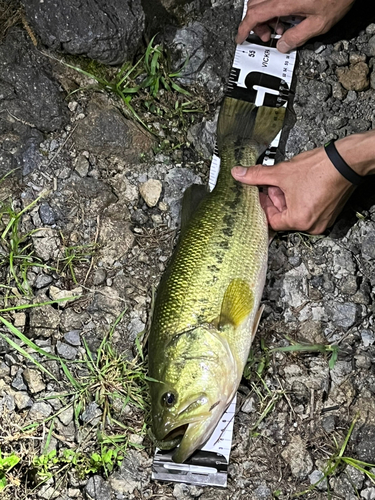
left=11, top=369, right=28, bottom=391
left=281, top=435, right=313, bottom=479
left=139, top=179, right=162, bottom=207
left=336, top=62, right=370, bottom=91
left=0, top=361, right=10, bottom=378
left=254, top=484, right=272, bottom=499
left=361, top=329, right=375, bottom=347
left=367, top=35, right=375, bottom=56
left=49, top=285, right=83, bottom=307
left=23, top=368, right=46, bottom=394
left=309, top=470, right=327, bottom=490
left=56, top=341, right=78, bottom=360
left=64, top=330, right=81, bottom=346
left=81, top=402, right=102, bottom=426
left=128, top=318, right=145, bottom=340
left=75, top=155, right=90, bottom=177
left=14, top=392, right=33, bottom=410
left=322, top=414, right=337, bottom=433
left=326, top=301, right=359, bottom=329
left=39, top=203, right=56, bottom=225
left=58, top=405, right=74, bottom=426
left=85, top=476, right=113, bottom=500
left=28, top=401, right=53, bottom=420
left=34, top=273, right=54, bottom=289
left=93, top=268, right=107, bottom=285
left=362, top=233, right=375, bottom=260
left=361, top=487, right=375, bottom=499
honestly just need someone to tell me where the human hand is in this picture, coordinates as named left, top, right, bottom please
left=231, top=131, right=375, bottom=234
left=236, top=0, right=355, bottom=52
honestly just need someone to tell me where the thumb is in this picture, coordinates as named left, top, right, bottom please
left=231, top=164, right=279, bottom=186
left=277, top=17, right=327, bottom=52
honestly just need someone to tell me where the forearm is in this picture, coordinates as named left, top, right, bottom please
left=335, top=130, right=375, bottom=177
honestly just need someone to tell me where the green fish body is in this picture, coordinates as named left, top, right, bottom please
left=148, top=98, right=285, bottom=463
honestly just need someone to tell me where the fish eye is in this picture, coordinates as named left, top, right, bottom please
left=161, top=392, right=176, bottom=407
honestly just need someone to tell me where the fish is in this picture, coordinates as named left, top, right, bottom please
left=148, top=97, right=285, bottom=463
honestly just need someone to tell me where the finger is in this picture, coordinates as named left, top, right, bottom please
left=236, top=0, right=297, bottom=44
left=253, top=23, right=272, bottom=41
left=268, top=19, right=285, bottom=35
left=276, top=17, right=328, bottom=52
left=268, top=186, right=286, bottom=211
left=231, top=164, right=280, bottom=186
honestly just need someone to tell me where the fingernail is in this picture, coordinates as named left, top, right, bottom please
left=277, top=40, right=291, bottom=53
left=232, top=166, right=247, bottom=177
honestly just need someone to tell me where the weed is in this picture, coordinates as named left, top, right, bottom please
left=0, top=451, right=20, bottom=491
left=58, top=242, right=98, bottom=284
left=295, top=415, right=375, bottom=497
left=270, top=336, right=339, bottom=370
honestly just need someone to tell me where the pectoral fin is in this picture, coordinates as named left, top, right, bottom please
left=219, top=279, right=254, bottom=329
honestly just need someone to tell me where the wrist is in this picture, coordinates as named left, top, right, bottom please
left=335, top=130, right=375, bottom=177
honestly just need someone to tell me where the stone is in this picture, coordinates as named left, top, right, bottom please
left=29, top=303, right=60, bottom=337
left=309, top=470, right=327, bottom=490
left=32, top=228, right=61, bottom=262
left=85, top=475, right=113, bottom=500
left=93, top=268, right=107, bottom=286
left=308, top=80, right=331, bottom=101
left=0, top=361, right=10, bottom=378
left=355, top=425, right=375, bottom=463
left=36, top=478, right=60, bottom=499
left=139, top=179, right=163, bottom=207
left=332, top=81, right=347, bottom=100
left=28, top=401, right=53, bottom=420
left=49, top=286, right=83, bottom=308
left=24, top=0, right=145, bottom=65
left=81, top=402, right=102, bottom=426
left=322, top=415, right=337, bottom=433
left=330, top=51, right=349, bottom=66
left=361, top=488, right=375, bottom=499
left=73, top=97, right=154, bottom=160
left=64, top=330, right=81, bottom=347
left=99, top=212, right=135, bottom=266
left=58, top=405, right=74, bottom=426
left=367, top=35, right=375, bottom=56
left=109, top=450, right=150, bottom=494
left=14, top=392, right=33, bottom=410
left=0, top=30, right=68, bottom=134
left=23, top=368, right=46, bottom=394
left=362, top=233, right=375, bottom=260
left=325, top=301, right=359, bottom=330
left=332, top=474, right=358, bottom=500
left=336, top=62, right=370, bottom=92
left=361, top=329, right=375, bottom=347
left=128, top=318, right=145, bottom=341
left=281, top=435, right=313, bottom=479
left=34, top=273, right=54, bottom=289
left=164, top=167, right=202, bottom=226
left=60, top=309, right=90, bottom=332
left=74, top=155, right=90, bottom=177
left=253, top=484, right=272, bottom=498
left=56, top=341, right=78, bottom=361
left=11, top=369, right=27, bottom=391
left=39, top=203, right=56, bottom=225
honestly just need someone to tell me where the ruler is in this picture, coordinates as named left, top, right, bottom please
left=152, top=11, right=297, bottom=489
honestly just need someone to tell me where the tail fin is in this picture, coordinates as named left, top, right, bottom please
left=217, top=97, right=286, bottom=157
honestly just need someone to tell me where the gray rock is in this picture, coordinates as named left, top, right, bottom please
left=93, top=268, right=107, bottom=286
left=362, top=233, right=375, bottom=260
left=361, top=329, right=375, bottom=347
left=0, top=361, right=10, bottom=378
left=11, top=369, right=27, bottom=391
left=0, top=394, right=15, bottom=412
left=281, top=435, right=313, bottom=479
left=56, top=341, right=78, bottom=360
left=39, top=203, right=56, bottom=225
left=131, top=209, right=149, bottom=225
left=0, top=30, right=68, bottom=134
left=309, top=470, right=327, bottom=490
left=32, top=228, right=61, bottom=262
left=81, top=402, right=102, bottom=426
left=29, top=303, right=60, bottom=337
left=254, top=484, right=272, bottom=499
left=361, top=487, right=375, bottom=500
left=74, top=155, right=90, bottom=177
left=355, top=425, right=375, bottom=463
left=322, top=415, right=337, bottom=433
left=98, top=212, right=135, bottom=266
left=60, top=309, right=90, bottom=332
left=23, top=368, right=46, bottom=394
left=109, top=450, right=150, bottom=494
left=28, top=401, right=53, bottom=420
left=308, top=80, right=331, bottom=101
left=325, top=301, right=359, bottom=330
left=14, top=392, right=33, bottom=410
left=85, top=475, right=113, bottom=500
left=36, top=478, right=60, bottom=499
left=330, top=51, right=349, bottom=66
left=64, top=330, right=81, bottom=346
left=24, top=0, right=144, bottom=65
left=58, top=405, right=74, bottom=426
left=73, top=97, right=154, bottom=159
left=187, top=110, right=219, bottom=159
left=346, top=464, right=364, bottom=489
left=128, top=318, right=145, bottom=341
left=340, top=275, right=358, bottom=295
left=164, top=167, right=202, bottom=226
left=367, top=35, right=375, bottom=57
left=332, top=474, right=357, bottom=500
left=34, top=273, right=54, bottom=289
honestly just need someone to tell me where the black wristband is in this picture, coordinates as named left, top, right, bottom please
left=324, top=140, right=364, bottom=186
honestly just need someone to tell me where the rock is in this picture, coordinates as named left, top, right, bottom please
left=98, top=210, right=135, bottom=266
left=308, top=80, right=331, bottom=101
left=361, top=329, right=375, bottom=347
left=330, top=361, right=352, bottom=385
left=24, top=0, right=145, bottom=65
left=0, top=30, right=68, bottom=133
left=49, top=286, right=83, bottom=308
left=64, top=177, right=118, bottom=213
left=39, top=203, right=56, bottom=225
left=253, top=484, right=272, bottom=498
left=361, top=487, right=375, bottom=499
left=362, top=233, right=375, bottom=260
left=36, top=478, right=60, bottom=499
left=11, top=369, right=27, bottom=391
left=139, top=179, right=162, bottom=207
left=322, top=415, right=337, bottom=433
left=81, top=402, right=102, bottom=426
left=14, top=392, right=33, bottom=410
left=56, top=341, right=78, bottom=360
left=340, top=275, right=358, bottom=295
left=58, top=405, right=74, bottom=426
left=128, top=318, right=145, bottom=341
left=281, top=435, right=313, bottom=479
left=325, top=301, right=359, bottom=330
left=32, top=228, right=61, bottom=262
left=0, top=361, right=10, bottom=378
left=64, top=330, right=81, bottom=347
left=85, top=475, right=113, bottom=500
left=73, top=97, right=154, bottom=160
left=355, top=425, right=375, bottom=463
left=309, top=470, right=327, bottom=490
left=22, top=368, right=46, bottom=394
left=34, top=273, right=54, bottom=289
left=60, top=309, right=90, bottom=332
left=332, top=474, right=358, bottom=500
left=29, top=303, right=60, bottom=338
left=332, top=81, right=347, bottom=100
left=74, top=155, right=90, bottom=177
left=367, top=35, right=375, bottom=56
left=371, top=70, right=375, bottom=90
left=336, top=62, right=370, bottom=91
left=164, top=167, right=202, bottom=226
left=93, top=268, right=107, bottom=286
left=330, top=51, right=349, bottom=66
left=109, top=450, right=150, bottom=494
left=28, top=401, right=53, bottom=420
left=187, top=110, right=219, bottom=159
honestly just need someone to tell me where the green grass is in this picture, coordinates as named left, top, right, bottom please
left=0, top=451, right=20, bottom=492
left=295, top=415, right=375, bottom=497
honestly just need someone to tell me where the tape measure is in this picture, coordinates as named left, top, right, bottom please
left=152, top=8, right=297, bottom=489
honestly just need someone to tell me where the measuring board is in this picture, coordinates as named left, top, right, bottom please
left=152, top=9, right=297, bottom=489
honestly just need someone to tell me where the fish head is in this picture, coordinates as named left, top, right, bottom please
left=149, top=324, right=239, bottom=462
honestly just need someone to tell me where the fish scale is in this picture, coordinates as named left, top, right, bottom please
left=148, top=97, right=285, bottom=463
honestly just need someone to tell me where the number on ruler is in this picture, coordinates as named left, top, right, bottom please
left=248, top=50, right=255, bottom=57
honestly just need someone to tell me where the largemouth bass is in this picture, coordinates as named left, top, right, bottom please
left=148, top=97, right=285, bottom=463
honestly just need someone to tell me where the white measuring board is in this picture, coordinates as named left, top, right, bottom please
left=152, top=11, right=298, bottom=490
